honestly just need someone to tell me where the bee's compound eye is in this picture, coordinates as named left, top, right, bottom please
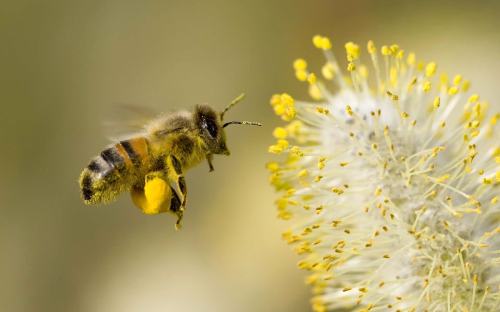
left=205, top=118, right=219, bottom=139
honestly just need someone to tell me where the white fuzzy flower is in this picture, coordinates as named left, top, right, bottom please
left=268, top=36, right=500, bottom=312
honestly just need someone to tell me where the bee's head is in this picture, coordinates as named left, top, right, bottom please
left=195, top=94, right=262, bottom=156
left=195, top=105, right=230, bottom=155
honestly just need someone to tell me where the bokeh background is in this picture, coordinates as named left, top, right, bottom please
left=2, top=1, right=500, bottom=311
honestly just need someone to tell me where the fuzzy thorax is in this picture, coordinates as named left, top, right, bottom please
left=269, top=36, right=500, bottom=312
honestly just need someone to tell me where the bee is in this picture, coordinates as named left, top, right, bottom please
left=79, top=94, right=261, bottom=229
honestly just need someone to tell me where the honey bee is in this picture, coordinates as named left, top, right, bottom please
left=79, top=94, right=261, bottom=229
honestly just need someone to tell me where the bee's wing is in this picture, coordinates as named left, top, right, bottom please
left=102, top=104, right=160, bottom=142
left=145, top=110, right=195, bottom=144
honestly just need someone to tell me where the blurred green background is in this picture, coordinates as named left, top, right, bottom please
left=1, top=0, right=500, bottom=311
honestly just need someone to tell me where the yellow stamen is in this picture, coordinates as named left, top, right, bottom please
left=273, top=127, right=287, bottom=139
left=293, top=58, right=307, bottom=71
left=345, top=42, right=360, bottom=59
left=313, top=35, right=323, bottom=48
left=426, top=62, right=437, bottom=76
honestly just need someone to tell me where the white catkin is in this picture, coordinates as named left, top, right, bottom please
left=268, top=38, right=500, bottom=312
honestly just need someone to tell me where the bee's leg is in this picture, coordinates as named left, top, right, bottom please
left=169, top=185, right=183, bottom=230
left=168, top=155, right=188, bottom=211
left=145, top=171, right=166, bottom=183
left=206, top=153, right=214, bottom=172
left=131, top=171, right=171, bottom=215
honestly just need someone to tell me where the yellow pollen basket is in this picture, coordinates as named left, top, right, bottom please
left=131, top=178, right=172, bottom=215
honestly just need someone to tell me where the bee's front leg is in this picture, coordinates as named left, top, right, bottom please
left=168, top=155, right=188, bottom=211
left=206, top=153, right=214, bottom=172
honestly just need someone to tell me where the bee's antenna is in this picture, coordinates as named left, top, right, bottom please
left=220, top=93, right=246, bottom=122
left=223, top=121, right=262, bottom=128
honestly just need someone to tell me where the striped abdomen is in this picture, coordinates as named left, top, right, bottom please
left=79, top=137, right=150, bottom=204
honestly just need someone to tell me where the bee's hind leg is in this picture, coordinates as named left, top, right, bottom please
left=145, top=171, right=166, bottom=183
left=168, top=155, right=188, bottom=211
left=169, top=185, right=183, bottom=230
